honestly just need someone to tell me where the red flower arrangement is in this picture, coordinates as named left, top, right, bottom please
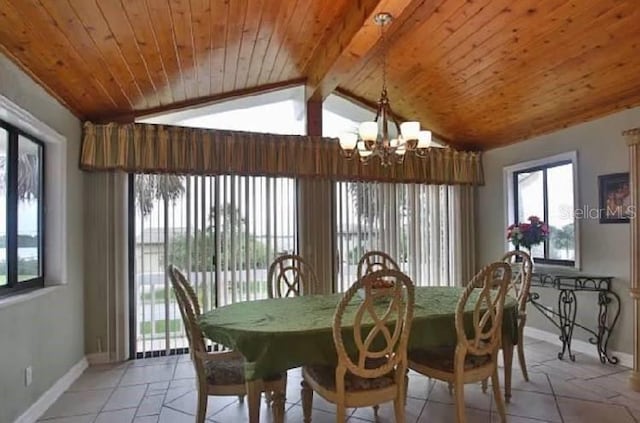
left=506, top=216, right=549, bottom=250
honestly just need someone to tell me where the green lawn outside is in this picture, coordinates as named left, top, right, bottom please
left=136, top=281, right=270, bottom=338
left=139, top=319, right=183, bottom=335
left=139, top=281, right=269, bottom=302
left=140, top=289, right=175, bottom=302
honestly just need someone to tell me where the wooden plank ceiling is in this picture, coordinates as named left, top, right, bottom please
left=0, top=0, right=639, bottom=149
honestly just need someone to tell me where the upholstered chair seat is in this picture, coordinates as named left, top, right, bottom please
left=304, top=358, right=395, bottom=392
left=408, top=347, right=491, bottom=373
left=204, top=356, right=245, bottom=385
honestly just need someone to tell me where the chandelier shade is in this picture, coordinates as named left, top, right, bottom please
left=338, top=12, right=441, bottom=166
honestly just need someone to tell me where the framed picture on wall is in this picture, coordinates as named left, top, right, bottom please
left=599, top=172, right=631, bottom=223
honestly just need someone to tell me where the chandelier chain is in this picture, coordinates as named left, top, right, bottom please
left=380, top=17, right=388, bottom=92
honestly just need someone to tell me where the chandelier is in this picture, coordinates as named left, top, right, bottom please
left=338, top=12, right=434, bottom=166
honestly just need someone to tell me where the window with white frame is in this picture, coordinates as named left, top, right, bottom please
left=0, top=95, right=68, bottom=296
left=0, top=119, right=45, bottom=296
left=505, top=152, right=579, bottom=267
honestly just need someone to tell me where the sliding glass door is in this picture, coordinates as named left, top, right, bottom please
left=131, top=173, right=465, bottom=356
left=131, top=174, right=296, bottom=357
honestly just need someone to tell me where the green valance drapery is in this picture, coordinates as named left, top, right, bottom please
left=80, top=122, right=484, bottom=185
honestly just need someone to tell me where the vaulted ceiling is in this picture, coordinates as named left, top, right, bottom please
left=0, top=0, right=639, bottom=149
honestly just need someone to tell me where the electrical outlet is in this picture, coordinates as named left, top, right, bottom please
left=25, top=366, right=32, bottom=387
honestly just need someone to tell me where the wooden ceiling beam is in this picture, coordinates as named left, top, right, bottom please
left=304, top=0, right=421, bottom=102
left=304, top=0, right=383, bottom=101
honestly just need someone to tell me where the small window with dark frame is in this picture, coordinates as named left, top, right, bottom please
left=513, top=160, right=575, bottom=266
left=0, top=120, right=45, bottom=296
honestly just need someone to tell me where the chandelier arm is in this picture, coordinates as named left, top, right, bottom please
left=379, top=150, right=389, bottom=167
left=388, top=107, right=402, bottom=141
left=340, top=146, right=358, bottom=160
left=373, top=96, right=383, bottom=122
left=383, top=144, right=396, bottom=167
left=382, top=99, right=390, bottom=148
left=360, top=153, right=374, bottom=165
left=364, top=139, right=376, bottom=151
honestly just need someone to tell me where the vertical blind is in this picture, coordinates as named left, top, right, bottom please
left=335, top=182, right=462, bottom=292
left=134, top=174, right=297, bottom=357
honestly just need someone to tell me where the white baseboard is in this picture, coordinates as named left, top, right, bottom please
left=86, top=352, right=111, bottom=365
left=524, top=327, right=633, bottom=368
left=14, top=357, right=88, bottom=423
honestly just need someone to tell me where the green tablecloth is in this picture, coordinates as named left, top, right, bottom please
left=199, top=286, right=518, bottom=380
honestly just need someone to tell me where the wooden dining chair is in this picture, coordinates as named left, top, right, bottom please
left=408, top=262, right=511, bottom=423
left=301, top=269, right=415, bottom=423
left=170, top=266, right=201, bottom=316
left=502, top=250, right=533, bottom=381
left=357, top=251, right=400, bottom=280
left=480, top=250, right=534, bottom=392
left=356, top=250, right=404, bottom=417
left=267, top=254, right=318, bottom=298
left=168, top=265, right=287, bottom=423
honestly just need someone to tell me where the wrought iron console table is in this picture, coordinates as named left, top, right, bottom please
left=528, top=269, right=620, bottom=364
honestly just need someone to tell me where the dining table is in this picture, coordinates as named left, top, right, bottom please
left=199, top=286, right=518, bottom=423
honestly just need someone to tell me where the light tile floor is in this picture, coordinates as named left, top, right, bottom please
left=38, top=338, right=639, bottom=422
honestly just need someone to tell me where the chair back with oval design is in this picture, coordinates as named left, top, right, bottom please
left=333, top=269, right=415, bottom=384
left=455, top=262, right=511, bottom=357
left=168, top=265, right=208, bottom=380
left=267, top=254, right=318, bottom=298
left=356, top=251, right=400, bottom=280
left=501, top=250, right=533, bottom=314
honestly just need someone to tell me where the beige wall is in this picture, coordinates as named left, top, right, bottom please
left=0, top=54, right=84, bottom=422
left=477, top=107, right=640, bottom=354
